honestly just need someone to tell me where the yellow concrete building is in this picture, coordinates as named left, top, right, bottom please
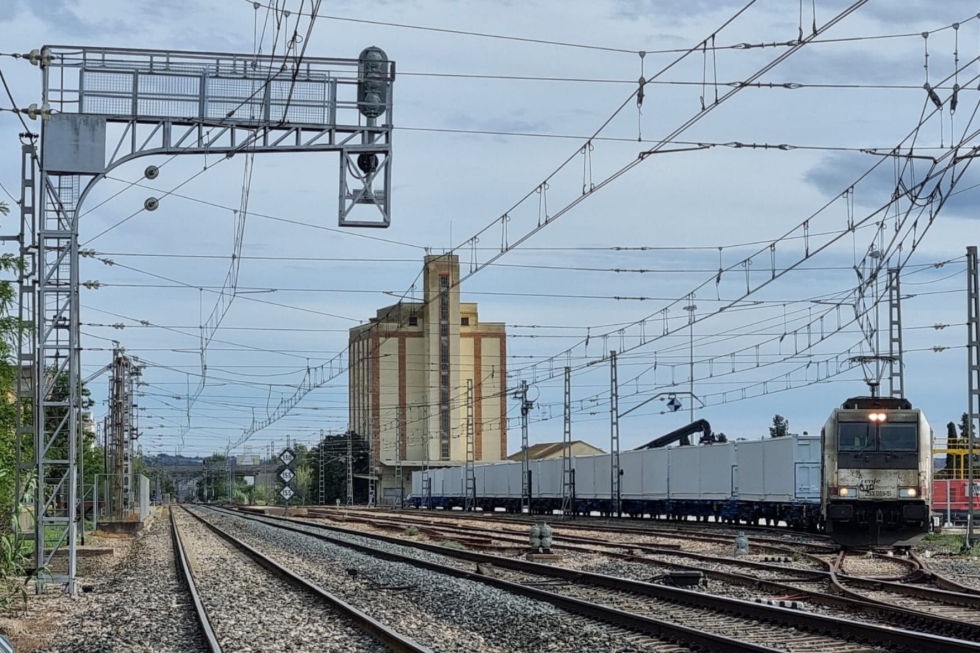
left=349, top=254, right=507, bottom=503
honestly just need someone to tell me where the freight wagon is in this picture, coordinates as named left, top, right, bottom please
left=410, top=434, right=823, bottom=530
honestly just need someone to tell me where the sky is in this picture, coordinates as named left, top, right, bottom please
left=0, top=0, right=978, bottom=459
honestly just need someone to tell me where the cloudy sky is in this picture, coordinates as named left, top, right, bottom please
left=0, top=0, right=977, bottom=459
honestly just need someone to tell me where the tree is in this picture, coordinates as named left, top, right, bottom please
left=308, top=431, right=370, bottom=505
left=769, top=414, right=789, bottom=438
left=943, top=421, right=964, bottom=478
left=959, top=412, right=974, bottom=440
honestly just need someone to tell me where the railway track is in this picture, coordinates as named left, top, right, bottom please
left=170, top=507, right=431, bottom=653
left=307, top=507, right=980, bottom=642
left=214, top=506, right=980, bottom=652
left=822, top=550, right=980, bottom=633
left=318, top=506, right=836, bottom=553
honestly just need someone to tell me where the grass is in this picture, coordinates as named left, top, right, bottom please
left=404, top=526, right=419, bottom=536
left=921, top=532, right=980, bottom=556
left=439, top=540, right=468, bottom=551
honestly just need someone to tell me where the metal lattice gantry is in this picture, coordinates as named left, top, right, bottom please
left=887, top=267, right=904, bottom=398
left=18, top=44, right=395, bottom=595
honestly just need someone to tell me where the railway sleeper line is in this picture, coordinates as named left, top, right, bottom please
left=302, top=506, right=980, bottom=635
left=310, top=506, right=837, bottom=554
left=172, top=507, right=432, bottom=653
left=216, top=507, right=980, bottom=652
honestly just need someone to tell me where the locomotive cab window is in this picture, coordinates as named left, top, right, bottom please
left=838, top=422, right=873, bottom=451
left=878, top=423, right=918, bottom=451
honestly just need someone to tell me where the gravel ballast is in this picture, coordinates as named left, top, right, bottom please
left=174, top=508, right=389, bottom=653
left=35, top=512, right=207, bottom=653
left=194, top=507, right=678, bottom=653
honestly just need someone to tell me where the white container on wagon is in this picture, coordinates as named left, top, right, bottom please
left=667, top=446, right=701, bottom=499
left=642, top=447, right=670, bottom=499
left=736, top=434, right=820, bottom=502
left=696, top=443, right=737, bottom=501
left=533, top=458, right=563, bottom=498
left=619, top=450, right=645, bottom=500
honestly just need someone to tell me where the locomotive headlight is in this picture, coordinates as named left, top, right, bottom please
left=838, top=487, right=857, bottom=497
left=899, top=487, right=918, bottom=498
left=868, top=412, right=888, bottom=422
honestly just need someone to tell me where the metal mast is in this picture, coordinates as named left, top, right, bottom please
left=346, top=427, right=354, bottom=506
left=13, top=144, right=35, bottom=528
left=888, top=267, right=904, bottom=398
left=515, top=380, right=532, bottom=512
left=421, top=404, right=431, bottom=509
left=464, top=379, right=476, bottom=511
left=967, top=246, right=979, bottom=549
left=318, top=429, right=325, bottom=506
left=107, top=347, right=136, bottom=520
left=561, top=367, right=574, bottom=516
left=394, top=414, right=403, bottom=507
left=610, top=351, right=621, bottom=518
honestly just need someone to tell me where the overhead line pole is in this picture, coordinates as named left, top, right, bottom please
left=967, top=246, right=979, bottom=550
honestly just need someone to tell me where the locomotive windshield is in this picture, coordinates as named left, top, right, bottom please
left=838, top=421, right=918, bottom=452
left=838, top=422, right=874, bottom=451
left=878, top=423, right=918, bottom=451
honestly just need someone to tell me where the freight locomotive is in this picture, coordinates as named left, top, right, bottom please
left=821, top=395, right=933, bottom=547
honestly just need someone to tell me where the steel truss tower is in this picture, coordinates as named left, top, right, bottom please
left=346, top=427, right=354, bottom=506
left=610, top=351, right=621, bottom=518
left=561, top=367, right=574, bottom=516
left=464, top=379, right=476, bottom=511
left=887, top=267, right=904, bottom=398
left=967, top=246, right=979, bottom=548
left=106, top=348, right=138, bottom=519
left=394, top=415, right=403, bottom=507
left=318, top=429, right=325, bottom=506
left=16, top=45, right=395, bottom=594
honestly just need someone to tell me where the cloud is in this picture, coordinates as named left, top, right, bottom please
left=804, top=150, right=980, bottom=217
left=614, top=0, right=747, bottom=23
left=858, top=1, right=979, bottom=26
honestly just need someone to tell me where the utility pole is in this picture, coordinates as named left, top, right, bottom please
left=966, top=246, right=979, bottom=549
left=107, top=346, right=136, bottom=519
left=464, top=379, right=476, bottom=511
left=367, top=415, right=376, bottom=508
left=395, top=414, right=403, bottom=507
left=514, top=381, right=533, bottom=513
left=346, top=427, right=354, bottom=506
left=318, top=429, right=325, bottom=506
left=888, top=267, right=904, bottom=398
left=561, top=367, right=574, bottom=516
left=421, top=402, right=431, bottom=509
left=610, top=351, right=621, bottom=518
left=684, top=301, right=697, bottom=423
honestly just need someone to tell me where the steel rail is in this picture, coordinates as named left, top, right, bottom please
left=169, top=508, right=223, bottom=653
left=203, top=507, right=778, bottom=653
left=911, top=549, right=980, bottom=596
left=306, top=508, right=980, bottom=638
left=178, top=507, right=432, bottom=653
left=215, top=506, right=980, bottom=652
left=315, top=506, right=837, bottom=552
